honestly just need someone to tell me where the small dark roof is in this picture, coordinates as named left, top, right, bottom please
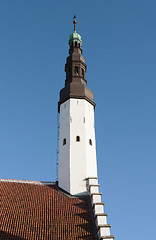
left=0, top=180, right=96, bottom=240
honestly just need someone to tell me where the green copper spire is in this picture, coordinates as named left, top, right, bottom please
left=69, top=15, right=82, bottom=46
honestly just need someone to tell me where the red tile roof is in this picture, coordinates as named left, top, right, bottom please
left=0, top=180, right=96, bottom=240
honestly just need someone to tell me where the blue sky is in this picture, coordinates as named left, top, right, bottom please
left=0, top=1, right=156, bottom=239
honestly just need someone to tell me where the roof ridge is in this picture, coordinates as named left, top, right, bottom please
left=0, top=179, right=55, bottom=185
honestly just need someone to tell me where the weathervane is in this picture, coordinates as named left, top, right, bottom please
left=73, top=14, right=77, bottom=32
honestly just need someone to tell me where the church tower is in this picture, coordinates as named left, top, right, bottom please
left=0, top=17, right=115, bottom=240
left=58, top=18, right=98, bottom=195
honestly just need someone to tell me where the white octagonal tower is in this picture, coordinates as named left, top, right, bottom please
left=58, top=18, right=97, bottom=195
left=57, top=18, right=115, bottom=240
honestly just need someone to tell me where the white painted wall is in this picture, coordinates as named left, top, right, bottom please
left=59, top=98, right=98, bottom=195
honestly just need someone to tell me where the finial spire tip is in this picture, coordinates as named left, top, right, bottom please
left=73, top=14, right=77, bottom=32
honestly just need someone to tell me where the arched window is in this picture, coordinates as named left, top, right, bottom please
left=89, top=139, right=92, bottom=146
left=81, top=68, right=84, bottom=78
left=75, top=41, right=77, bottom=47
left=75, top=66, right=79, bottom=75
left=76, top=136, right=80, bottom=142
left=63, top=138, right=66, bottom=145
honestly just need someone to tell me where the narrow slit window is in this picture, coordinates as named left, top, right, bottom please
left=75, top=41, right=77, bottom=47
left=76, top=136, right=80, bottom=142
left=81, top=69, right=84, bottom=78
left=75, top=66, right=79, bottom=75
left=89, top=139, right=92, bottom=146
left=63, top=138, right=66, bottom=146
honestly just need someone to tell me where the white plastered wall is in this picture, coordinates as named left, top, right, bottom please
left=59, top=98, right=97, bottom=195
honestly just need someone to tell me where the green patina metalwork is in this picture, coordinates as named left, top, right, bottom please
left=69, top=31, right=82, bottom=46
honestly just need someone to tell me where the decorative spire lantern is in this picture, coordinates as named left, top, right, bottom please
left=58, top=17, right=97, bottom=195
